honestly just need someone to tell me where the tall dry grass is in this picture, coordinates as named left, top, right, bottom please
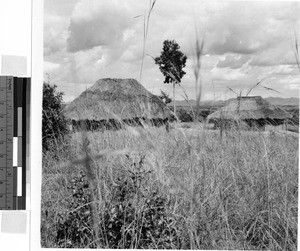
left=139, top=0, right=157, bottom=84
left=192, top=32, right=205, bottom=122
left=41, top=124, right=298, bottom=249
left=293, top=25, right=300, bottom=72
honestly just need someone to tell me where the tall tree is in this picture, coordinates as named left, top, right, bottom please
left=155, top=40, right=187, bottom=116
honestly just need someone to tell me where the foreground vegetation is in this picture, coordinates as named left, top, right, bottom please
left=41, top=124, right=298, bottom=249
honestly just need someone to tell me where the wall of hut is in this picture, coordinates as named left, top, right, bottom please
left=68, top=117, right=169, bottom=132
left=211, top=118, right=287, bottom=131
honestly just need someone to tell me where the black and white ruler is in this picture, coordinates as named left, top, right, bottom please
left=0, top=76, right=30, bottom=210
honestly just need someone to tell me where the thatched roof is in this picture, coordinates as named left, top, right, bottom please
left=64, top=78, right=171, bottom=120
left=208, top=96, right=292, bottom=121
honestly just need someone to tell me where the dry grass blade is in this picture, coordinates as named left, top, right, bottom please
left=177, top=82, right=196, bottom=120
left=140, top=12, right=147, bottom=83
left=262, top=86, right=281, bottom=94
left=211, top=80, right=216, bottom=106
left=295, top=50, right=300, bottom=71
left=226, top=86, right=238, bottom=96
left=56, top=148, right=133, bottom=170
left=246, top=80, right=263, bottom=97
left=132, top=15, right=143, bottom=19
left=293, top=24, right=300, bottom=71
left=146, top=53, right=155, bottom=60
left=237, top=90, right=242, bottom=115
left=139, top=0, right=157, bottom=83
left=193, top=35, right=205, bottom=121
left=149, top=0, right=157, bottom=13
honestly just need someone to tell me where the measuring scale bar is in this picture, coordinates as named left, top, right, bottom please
left=0, top=76, right=13, bottom=209
left=0, top=76, right=28, bottom=210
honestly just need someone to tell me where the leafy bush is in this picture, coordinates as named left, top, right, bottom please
left=55, top=171, right=94, bottom=248
left=158, top=90, right=172, bottom=105
left=55, top=155, right=180, bottom=249
left=43, top=82, right=68, bottom=150
left=177, top=108, right=193, bottom=122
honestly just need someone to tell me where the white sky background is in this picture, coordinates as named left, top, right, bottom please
left=0, top=0, right=31, bottom=75
left=44, top=0, right=300, bottom=103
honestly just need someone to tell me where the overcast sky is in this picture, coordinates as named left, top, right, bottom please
left=44, top=0, right=300, bottom=102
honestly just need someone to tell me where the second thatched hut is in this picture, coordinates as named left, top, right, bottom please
left=207, top=96, right=292, bottom=130
left=64, top=78, right=172, bottom=131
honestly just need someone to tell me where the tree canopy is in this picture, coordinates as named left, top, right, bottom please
left=154, top=40, right=187, bottom=84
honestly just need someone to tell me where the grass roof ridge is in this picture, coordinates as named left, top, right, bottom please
left=208, top=96, right=292, bottom=120
left=65, top=78, right=171, bottom=120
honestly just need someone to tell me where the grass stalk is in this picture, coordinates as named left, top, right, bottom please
left=80, top=124, right=102, bottom=248
left=139, top=0, right=157, bottom=84
left=192, top=35, right=204, bottom=121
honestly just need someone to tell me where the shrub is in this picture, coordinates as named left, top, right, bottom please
left=43, top=82, right=68, bottom=150
left=55, top=171, right=94, bottom=248
left=177, top=108, right=193, bottom=122
left=158, top=90, right=172, bottom=105
left=55, top=155, right=180, bottom=249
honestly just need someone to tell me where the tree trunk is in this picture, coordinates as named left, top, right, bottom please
left=173, top=82, right=176, bottom=118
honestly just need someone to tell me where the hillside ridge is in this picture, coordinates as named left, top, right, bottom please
left=169, top=97, right=299, bottom=107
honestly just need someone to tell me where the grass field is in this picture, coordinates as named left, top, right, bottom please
left=41, top=124, right=298, bottom=249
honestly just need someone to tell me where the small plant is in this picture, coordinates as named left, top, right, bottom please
left=54, top=154, right=180, bottom=248
left=103, top=154, right=179, bottom=248
left=158, top=90, right=172, bottom=105
left=55, top=171, right=94, bottom=248
left=177, top=108, right=193, bottom=122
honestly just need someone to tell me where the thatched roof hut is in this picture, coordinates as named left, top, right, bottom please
left=65, top=78, right=171, bottom=121
left=208, top=96, right=292, bottom=128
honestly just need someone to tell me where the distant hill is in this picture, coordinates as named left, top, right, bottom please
left=265, top=97, right=299, bottom=106
left=169, top=99, right=221, bottom=107
left=169, top=97, right=299, bottom=108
